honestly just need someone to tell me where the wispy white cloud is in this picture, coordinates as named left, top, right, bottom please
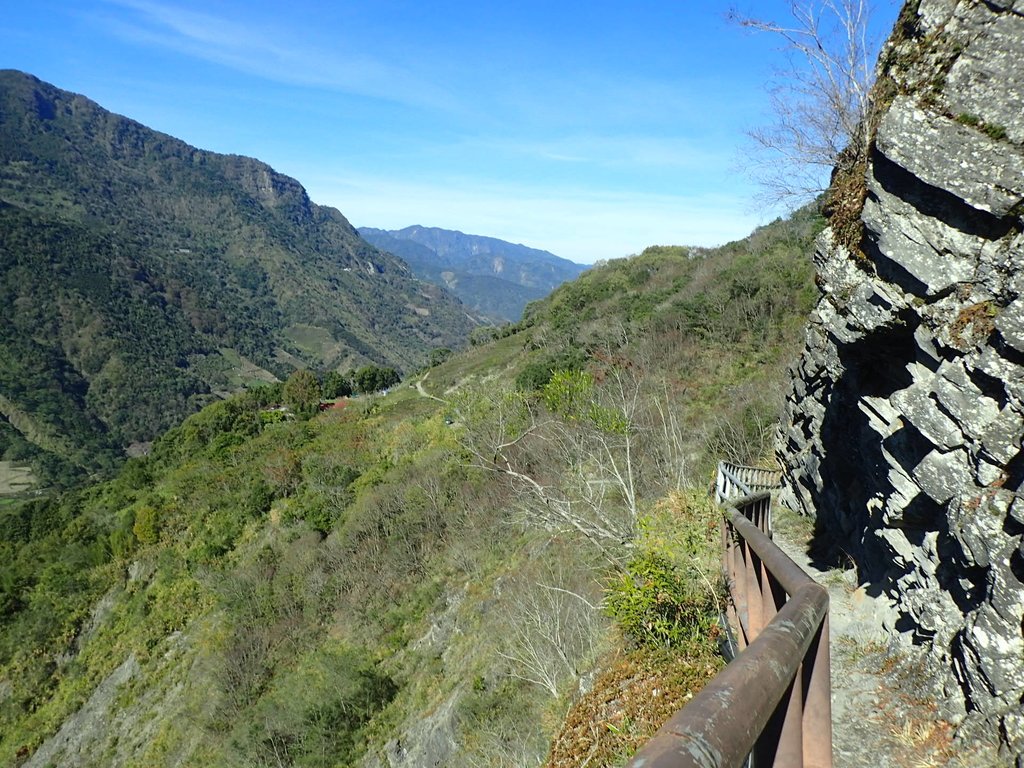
left=70, top=1, right=775, bottom=264
left=475, top=61, right=759, bottom=139
left=300, top=171, right=763, bottom=264
left=88, top=1, right=750, bottom=160
left=469, top=134, right=734, bottom=173
left=93, top=0, right=456, bottom=110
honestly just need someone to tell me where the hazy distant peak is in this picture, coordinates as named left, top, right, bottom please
left=359, top=225, right=587, bottom=322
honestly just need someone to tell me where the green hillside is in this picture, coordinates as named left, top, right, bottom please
left=0, top=70, right=474, bottom=487
left=0, top=204, right=821, bottom=767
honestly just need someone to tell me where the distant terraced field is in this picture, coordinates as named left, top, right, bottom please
left=0, top=460, right=35, bottom=495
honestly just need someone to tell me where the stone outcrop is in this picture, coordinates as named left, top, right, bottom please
left=23, top=656, right=140, bottom=768
left=777, top=0, right=1024, bottom=759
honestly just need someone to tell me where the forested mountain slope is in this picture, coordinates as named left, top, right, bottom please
left=0, top=70, right=474, bottom=486
left=359, top=225, right=586, bottom=321
left=1, top=204, right=821, bottom=767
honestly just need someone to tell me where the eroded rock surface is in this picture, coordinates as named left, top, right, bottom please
left=777, top=0, right=1024, bottom=759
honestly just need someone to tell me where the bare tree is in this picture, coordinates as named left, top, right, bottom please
left=731, top=0, right=883, bottom=207
left=451, top=368, right=646, bottom=567
left=649, top=378, right=691, bottom=490
left=452, top=334, right=703, bottom=569
left=701, top=378, right=783, bottom=466
left=465, top=715, right=547, bottom=768
left=496, top=568, right=604, bottom=699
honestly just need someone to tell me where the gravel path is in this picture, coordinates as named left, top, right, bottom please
left=770, top=507, right=1002, bottom=768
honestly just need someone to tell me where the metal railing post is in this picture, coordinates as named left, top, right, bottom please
left=803, top=615, right=833, bottom=768
left=624, top=466, right=832, bottom=768
left=746, top=545, right=762, bottom=640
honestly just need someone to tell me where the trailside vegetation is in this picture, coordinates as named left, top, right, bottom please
left=1, top=204, right=821, bottom=766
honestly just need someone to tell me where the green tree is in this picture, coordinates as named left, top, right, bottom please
left=321, top=370, right=353, bottom=399
left=132, top=505, right=160, bottom=545
left=428, top=347, right=453, bottom=367
left=352, top=365, right=400, bottom=394
left=283, top=369, right=321, bottom=417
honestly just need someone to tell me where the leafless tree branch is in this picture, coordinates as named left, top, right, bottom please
left=730, top=0, right=882, bottom=208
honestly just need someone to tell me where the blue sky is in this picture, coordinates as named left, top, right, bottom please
left=2, top=1, right=899, bottom=263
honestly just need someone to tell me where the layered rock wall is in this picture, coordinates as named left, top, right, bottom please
left=777, top=0, right=1024, bottom=756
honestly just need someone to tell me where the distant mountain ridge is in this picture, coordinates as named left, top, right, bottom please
left=0, top=69, right=475, bottom=485
left=359, top=225, right=587, bottom=321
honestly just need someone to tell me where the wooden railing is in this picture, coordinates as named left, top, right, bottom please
left=625, top=464, right=832, bottom=768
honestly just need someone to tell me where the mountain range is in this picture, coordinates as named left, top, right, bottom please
left=359, top=225, right=587, bottom=321
left=4, top=1, right=1024, bottom=763
left=0, top=70, right=475, bottom=485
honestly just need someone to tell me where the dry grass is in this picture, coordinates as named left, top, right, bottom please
left=544, top=642, right=722, bottom=768
left=824, top=150, right=871, bottom=262
left=880, top=711, right=955, bottom=768
left=770, top=503, right=815, bottom=547
left=950, top=300, right=998, bottom=349
left=859, top=645, right=1001, bottom=768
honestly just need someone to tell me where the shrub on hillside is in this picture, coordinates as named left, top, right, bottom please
left=604, top=492, right=721, bottom=648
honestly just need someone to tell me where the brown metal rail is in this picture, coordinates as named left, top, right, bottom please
left=715, top=460, right=782, bottom=506
left=625, top=489, right=832, bottom=768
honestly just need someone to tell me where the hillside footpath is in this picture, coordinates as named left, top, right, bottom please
left=771, top=507, right=1003, bottom=768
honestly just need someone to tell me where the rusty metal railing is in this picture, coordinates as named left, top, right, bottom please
left=714, top=460, right=782, bottom=506
left=625, top=470, right=831, bottom=768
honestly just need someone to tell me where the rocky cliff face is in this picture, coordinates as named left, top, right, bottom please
left=777, top=0, right=1024, bottom=757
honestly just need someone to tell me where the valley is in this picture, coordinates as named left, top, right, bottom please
left=0, top=70, right=475, bottom=489
left=359, top=226, right=587, bottom=323
left=0, top=169, right=821, bottom=765
left=5, top=0, right=1024, bottom=763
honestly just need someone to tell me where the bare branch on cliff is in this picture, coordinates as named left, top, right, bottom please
left=730, top=0, right=881, bottom=208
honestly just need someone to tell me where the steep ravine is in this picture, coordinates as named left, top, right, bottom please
left=777, top=0, right=1024, bottom=760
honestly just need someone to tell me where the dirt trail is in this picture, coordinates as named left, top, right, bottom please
left=770, top=508, right=1001, bottom=768
left=413, top=371, right=447, bottom=403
